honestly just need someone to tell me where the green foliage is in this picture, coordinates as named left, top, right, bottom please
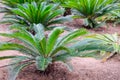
left=86, top=33, right=120, bottom=60
left=0, top=0, right=45, bottom=14
left=104, top=9, right=120, bottom=26
left=52, top=0, right=68, bottom=4
left=0, top=24, right=88, bottom=80
left=65, top=0, right=119, bottom=28
left=1, top=2, right=72, bottom=30
left=70, top=38, right=113, bottom=58
left=88, top=33, right=120, bottom=53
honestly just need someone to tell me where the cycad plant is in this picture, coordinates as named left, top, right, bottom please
left=87, top=33, right=120, bottom=61
left=0, top=24, right=87, bottom=80
left=1, top=2, right=72, bottom=30
left=66, top=0, right=119, bottom=28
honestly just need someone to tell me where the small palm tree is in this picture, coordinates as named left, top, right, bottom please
left=87, top=33, right=120, bottom=61
left=65, top=0, right=119, bottom=28
left=1, top=2, right=72, bottom=30
left=0, top=24, right=87, bottom=80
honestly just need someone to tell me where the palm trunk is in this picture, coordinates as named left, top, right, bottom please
left=63, top=8, right=71, bottom=16
left=106, top=52, right=117, bottom=60
left=102, top=52, right=117, bottom=62
left=85, top=18, right=97, bottom=29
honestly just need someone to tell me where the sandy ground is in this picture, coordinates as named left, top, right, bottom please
left=0, top=13, right=120, bottom=80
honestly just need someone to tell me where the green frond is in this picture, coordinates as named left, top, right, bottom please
left=56, top=28, right=88, bottom=46
left=45, top=8, right=65, bottom=24
left=86, top=33, right=120, bottom=53
left=53, top=52, right=72, bottom=61
left=71, top=39, right=113, bottom=52
left=46, top=27, right=64, bottom=55
left=0, top=56, right=17, bottom=60
left=0, top=27, right=39, bottom=54
left=8, top=56, right=34, bottom=80
left=47, top=15, right=73, bottom=26
left=33, top=24, right=47, bottom=55
left=0, top=42, right=38, bottom=56
left=8, top=62, right=33, bottom=80
left=33, top=24, right=45, bottom=40
left=50, top=46, right=71, bottom=57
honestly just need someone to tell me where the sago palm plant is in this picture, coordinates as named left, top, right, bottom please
left=66, top=0, right=119, bottom=28
left=0, top=24, right=87, bottom=80
left=1, top=2, right=72, bottom=30
left=87, top=33, right=120, bottom=61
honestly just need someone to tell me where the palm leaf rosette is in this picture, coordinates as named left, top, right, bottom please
left=0, top=24, right=87, bottom=80
left=65, top=0, right=119, bottom=28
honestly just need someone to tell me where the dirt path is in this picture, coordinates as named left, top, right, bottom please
left=70, top=57, right=120, bottom=80
left=0, top=13, right=120, bottom=80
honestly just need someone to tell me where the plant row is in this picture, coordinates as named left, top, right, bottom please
left=0, top=0, right=120, bottom=80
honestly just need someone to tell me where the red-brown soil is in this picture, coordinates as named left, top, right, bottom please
left=0, top=14, right=120, bottom=80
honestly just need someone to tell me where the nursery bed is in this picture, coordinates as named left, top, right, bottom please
left=0, top=13, right=120, bottom=80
